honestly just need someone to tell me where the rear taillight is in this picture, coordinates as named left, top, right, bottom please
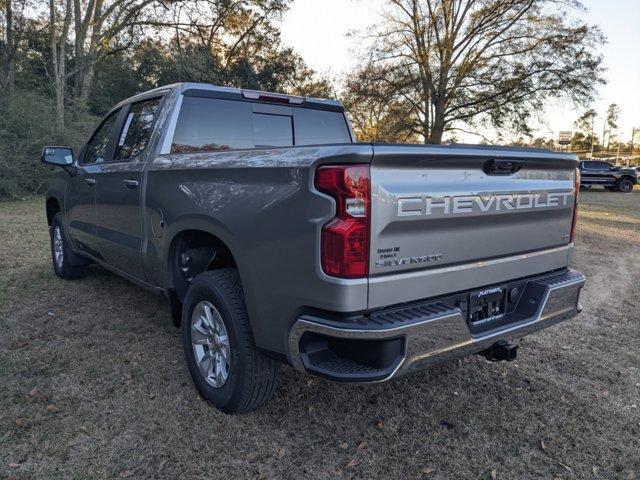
left=315, top=164, right=370, bottom=278
left=570, top=167, right=580, bottom=242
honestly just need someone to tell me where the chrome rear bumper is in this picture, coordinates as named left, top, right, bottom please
left=288, top=269, right=585, bottom=382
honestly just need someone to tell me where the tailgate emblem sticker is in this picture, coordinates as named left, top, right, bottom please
left=375, top=253, right=443, bottom=268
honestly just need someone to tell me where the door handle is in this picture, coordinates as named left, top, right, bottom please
left=84, top=178, right=96, bottom=186
left=123, top=179, right=139, bottom=189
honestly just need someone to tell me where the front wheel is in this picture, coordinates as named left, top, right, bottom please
left=50, top=213, right=88, bottom=279
left=618, top=178, right=634, bottom=193
left=181, top=269, right=278, bottom=413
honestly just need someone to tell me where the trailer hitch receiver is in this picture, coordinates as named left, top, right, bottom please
left=479, top=340, right=518, bottom=362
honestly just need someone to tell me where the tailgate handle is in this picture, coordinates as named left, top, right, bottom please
left=483, top=159, right=524, bottom=175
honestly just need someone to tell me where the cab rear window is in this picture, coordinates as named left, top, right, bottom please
left=171, top=97, right=350, bottom=154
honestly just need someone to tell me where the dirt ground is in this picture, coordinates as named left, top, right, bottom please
left=1, top=189, right=639, bottom=480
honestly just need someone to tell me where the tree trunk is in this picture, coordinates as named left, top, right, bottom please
left=79, top=63, right=94, bottom=100
left=429, top=99, right=446, bottom=144
left=4, top=0, right=15, bottom=92
left=422, top=95, right=430, bottom=143
left=50, top=0, right=72, bottom=128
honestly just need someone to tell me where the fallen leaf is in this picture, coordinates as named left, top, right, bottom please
left=46, top=404, right=58, bottom=413
left=28, top=387, right=38, bottom=398
left=339, top=442, right=348, bottom=450
left=539, top=439, right=547, bottom=451
left=628, top=473, right=637, bottom=480
left=119, top=470, right=133, bottom=478
left=15, top=418, right=24, bottom=427
left=275, top=447, right=285, bottom=459
left=8, top=463, right=21, bottom=468
left=491, top=469, right=497, bottom=480
left=559, top=462, right=572, bottom=472
left=356, top=441, right=368, bottom=452
left=345, top=459, right=358, bottom=468
left=376, top=420, right=384, bottom=430
left=421, top=467, right=434, bottom=474
left=592, top=467, right=598, bottom=475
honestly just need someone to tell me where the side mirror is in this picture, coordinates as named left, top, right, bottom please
left=42, top=146, right=74, bottom=166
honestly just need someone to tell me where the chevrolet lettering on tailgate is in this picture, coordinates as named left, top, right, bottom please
left=397, top=191, right=574, bottom=217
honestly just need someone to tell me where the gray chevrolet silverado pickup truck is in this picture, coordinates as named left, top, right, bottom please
left=42, top=83, right=585, bottom=413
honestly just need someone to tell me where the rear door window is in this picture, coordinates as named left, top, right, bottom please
left=115, top=98, right=161, bottom=161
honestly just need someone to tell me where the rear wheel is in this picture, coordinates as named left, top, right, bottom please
left=618, top=178, right=634, bottom=193
left=181, top=269, right=278, bottom=413
left=50, top=213, right=88, bottom=280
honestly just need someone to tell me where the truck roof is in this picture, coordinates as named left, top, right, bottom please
left=114, top=82, right=345, bottom=113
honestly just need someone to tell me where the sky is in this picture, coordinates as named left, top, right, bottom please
left=280, top=0, right=640, bottom=143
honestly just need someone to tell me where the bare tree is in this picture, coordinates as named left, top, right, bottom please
left=347, top=0, right=605, bottom=144
left=72, top=0, right=165, bottom=100
left=49, top=0, right=73, bottom=127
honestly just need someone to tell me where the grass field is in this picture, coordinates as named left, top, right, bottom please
left=1, top=190, right=639, bottom=480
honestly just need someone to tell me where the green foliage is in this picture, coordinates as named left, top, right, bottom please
left=0, top=90, right=98, bottom=198
left=0, top=0, right=330, bottom=198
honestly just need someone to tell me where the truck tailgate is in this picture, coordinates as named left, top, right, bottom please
left=368, top=144, right=578, bottom=307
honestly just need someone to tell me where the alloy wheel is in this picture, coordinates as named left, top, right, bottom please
left=190, top=301, right=230, bottom=388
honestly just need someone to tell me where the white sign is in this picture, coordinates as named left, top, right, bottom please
left=558, top=131, right=572, bottom=145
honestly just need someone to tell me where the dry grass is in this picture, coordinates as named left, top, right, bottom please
left=1, top=191, right=639, bottom=480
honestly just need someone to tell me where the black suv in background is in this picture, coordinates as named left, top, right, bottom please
left=579, top=160, right=638, bottom=192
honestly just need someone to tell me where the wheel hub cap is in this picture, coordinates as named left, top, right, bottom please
left=190, top=301, right=230, bottom=388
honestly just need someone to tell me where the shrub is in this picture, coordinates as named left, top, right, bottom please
left=0, top=90, right=99, bottom=199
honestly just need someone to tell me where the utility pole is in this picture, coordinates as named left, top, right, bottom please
left=616, top=133, right=622, bottom=166
left=590, top=115, right=595, bottom=158
left=630, top=127, right=636, bottom=167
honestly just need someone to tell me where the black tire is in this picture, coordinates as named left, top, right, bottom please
left=50, top=213, right=88, bottom=280
left=580, top=184, right=592, bottom=190
left=618, top=178, right=634, bottom=193
left=181, top=269, right=278, bottom=413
